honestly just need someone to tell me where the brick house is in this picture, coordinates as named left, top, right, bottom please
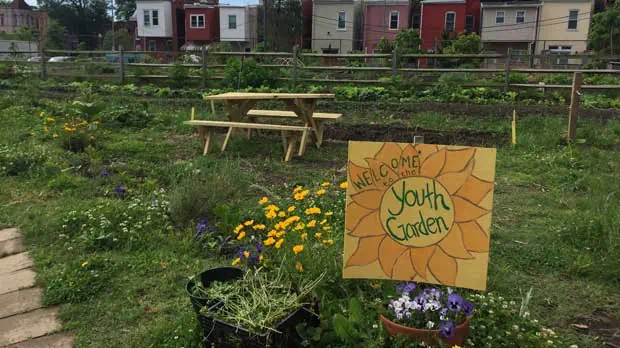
left=420, top=0, right=480, bottom=52
left=184, top=0, right=219, bottom=49
left=362, top=0, right=410, bottom=53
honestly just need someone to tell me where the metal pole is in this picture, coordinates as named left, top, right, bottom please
left=119, top=45, right=125, bottom=85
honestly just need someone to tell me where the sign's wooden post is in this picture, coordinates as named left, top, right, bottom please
left=567, top=72, right=582, bottom=141
left=504, top=47, right=512, bottom=92
left=512, top=110, right=517, bottom=145
left=391, top=50, right=399, bottom=79
left=413, top=135, right=424, bottom=144
left=119, top=46, right=125, bottom=85
left=40, top=49, right=47, bottom=80
left=202, top=46, right=208, bottom=88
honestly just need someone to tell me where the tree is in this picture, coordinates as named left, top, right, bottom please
left=589, top=4, right=620, bottom=54
left=102, top=30, right=132, bottom=50
left=442, top=32, right=482, bottom=67
left=394, top=29, right=421, bottom=55
left=115, top=0, right=136, bottom=20
left=38, top=0, right=111, bottom=49
left=0, top=27, right=33, bottom=41
left=43, top=19, right=67, bottom=49
left=258, top=0, right=303, bottom=52
left=375, top=37, right=395, bottom=54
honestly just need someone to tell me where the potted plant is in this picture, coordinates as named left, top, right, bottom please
left=186, top=266, right=244, bottom=314
left=380, top=282, right=474, bottom=346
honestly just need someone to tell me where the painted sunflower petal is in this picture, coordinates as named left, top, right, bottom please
left=350, top=189, right=383, bottom=210
left=441, top=148, right=476, bottom=174
left=453, top=196, right=490, bottom=222
left=455, top=175, right=495, bottom=204
left=348, top=160, right=374, bottom=192
left=410, top=246, right=435, bottom=279
left=378, top=237, right=408, bottom=277
left=398, top=144, right=422, bottom=177
left=417, top=144, right=439, bottom=164
left=345, top=236, right=384, bottom=267
left=349, top=211, right=386, bottom=238
left=420, top=148, right=446, bottom=178
left=428, top=247, right=458, bottom=286
left=460, top=221, right=490, bottom=252
left=365, top=158, right=400, bottom=190
left=438, top=224, right=473, bottom=259
left=345, top=202, right=373, bottom=232
left=374, top=143, right=403, bottom=165
left=391, top=250, right=417, bottom=280
left=436, top=159, right=474, bottom=194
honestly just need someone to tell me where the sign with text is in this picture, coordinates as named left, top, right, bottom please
left=343, top=141, right=496, bottom=290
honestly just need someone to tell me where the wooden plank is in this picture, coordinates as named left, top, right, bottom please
left=6, top=332, right=74, bottom=348
left=203, top=128, right=214, bottom=155
left=221, top=127, right=234, bottom=152
left=0, top=238, right=25, bottom=258
left=0, top=252, right=33, bottom=275
left=247, top=110, right=342, bottom=119
left=0, top=307, right=62, bottom=346
left=0, top=228, right=20, bottom=242
left=204, top=92, right=335, bottom=100
left=185, top=120, right=311, bottom=132
left=284, top=134, right=298, bottom=162
left=298, top=128, right=309, bottom=157
left=0, top=268, right=36, bottom=295
left=568, top=72, right=582, bottom=141
left=0, top=288, right=43, bottom=319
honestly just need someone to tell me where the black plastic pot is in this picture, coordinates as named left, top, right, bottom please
left=199, top=301, right=320, bottom=348
left=185, top=267, right=244, bottom=314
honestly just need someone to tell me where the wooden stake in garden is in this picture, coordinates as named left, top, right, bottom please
left=512, top=110, right=517, bottom=145
left=567, top=72, right=582, bottom=141
left=191, top=107, right=196, bottom=120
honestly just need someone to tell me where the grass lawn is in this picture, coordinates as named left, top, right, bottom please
left=1, top=86, right=619, bottom=348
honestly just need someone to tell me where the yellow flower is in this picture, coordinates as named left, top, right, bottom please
left=45, top=117, right=55, bottom=123
left=296, top=262, right=304, bottom=273
left=322, top=239, right=334, bottom=245
left=307, top=220, right=317, bottom=228
left=52, top=133, right=58, bottom=138
left=252, top=224, right=266, bottom=230
left=232, top=257, right=241, bottom=266
left=43, top=126, right=48, bottom=133
left=237, top=231, right=246, bottom=240
left=323, top=226, right=331, bottom=231
left=265, top=204, right=280, bottom=212
left=325, top=211, right=333, bottom=216
left=451, top=346, right=462, bottom=348
left=293, top=186, right=303, bottom=193
left=314, top=232, right=322, bottom=239
left=234, top=224, right=244, bottom=234
left=264, top=237, right=276, bottom=246
left=276, top=231, right=286, bottom=238
left=305, top=207, right=321, bottom=215
left=301, top=233, right=308, bottom=240
left=340, top=182, right=348, bottom=189
left=316, top=189, right=326, bottom=196
left=275, top=238, right=285, bottom=248
left=278, top=211, right=286, bottom=218
left=370, top=282, right=381, bottom=289
left=258, top=197, right=269, bottom=205
left=243, top=220, right=254, bottom=226
left=39, top=111, right=45, bottom=117
left=243, top=251, right=250, bottom=258
left=259, top=255, right=264, bottom=262
left=265, top=210, right=277, bottom=219
left=321, top=182, right=330, bottom=187
left=320, top=219, right=327, bottom=225
left=274, top=222, right=285, bottom=230
left=267, top=230, right=277, bottom=237
left=287, top=205, right=296, bottom=212
left=294, top=189, right=310, bottom=201
left=293, top=222, right=305, bottom=231
left=81, top=261, right=88, bottom=268
left=293, top=244, right=304, bottom=254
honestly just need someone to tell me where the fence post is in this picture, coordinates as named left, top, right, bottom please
left=391, top=50, right=399, bottom=79
left=202, top=46, right=208, bottom=88
left=567, top=72, right=582, bottom=141
left=40, top=48, right=47, bottom=80
left=119, top=45, right=125, bottom=85
left=503, top=47, right=512, bottom=92
left=292, top=45, right=299, bottom=89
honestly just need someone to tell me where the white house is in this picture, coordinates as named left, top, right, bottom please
left=219, top=5, right=257, bottom=51
left=135, top=0, right=175, bottom=51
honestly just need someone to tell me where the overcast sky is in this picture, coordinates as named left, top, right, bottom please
left=25, top=0, right=259, bottom=9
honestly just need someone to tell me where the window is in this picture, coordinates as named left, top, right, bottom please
left=228, top=15, right=237, bottom=29
left=465, top=14, right=474, bottom=32
left=549, top=45, right=572, bottom=64
left=389, top=11, right=399, bottom=30
left=445, top=11, right=455, bottom=32
left=148, top=40, right=156, bottom=51
left=337, top=11, right=346, bottom=30
left=143, top=10, right=150, bottom=26
left=516, top=11, right=525, bottom=24
left=152, top=10, right=159, bottom=26
left=190, top=14, right=205, bottom=28
left=495, top=11, right=504, bottom=24
left=568, top=9, right=578, bottom=30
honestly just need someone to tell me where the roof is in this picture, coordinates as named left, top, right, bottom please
left=481, top=0, right=541, bottom=5
left=364, top=0, right=409, bottom=4
left=422, top=0, right=466, bottom=4
left=10, top=0, right=32, bottom=10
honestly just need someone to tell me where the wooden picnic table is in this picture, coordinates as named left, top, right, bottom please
left=203, top=92, right=336, bottom=148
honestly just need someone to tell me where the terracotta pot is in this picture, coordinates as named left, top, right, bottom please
left=380, top=315, right=470, bottom=346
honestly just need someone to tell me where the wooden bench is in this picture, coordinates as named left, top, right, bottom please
left=246, top=110, right=342, bottom=148
left=184, top=120, right=311, bottom=162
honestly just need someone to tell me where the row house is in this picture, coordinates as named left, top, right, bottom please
left=419, top=0, right=481, bottom=52
left=311, top=0, right=361, bottom=54
left=218, top=5, right=258, bottom=51
left=480, top=0, right=540, bottom=55
left=184, top=0, right=219, bottom=48
left=135, top=0, right=185, bottom=51
left=0, top=0, right=48, bottom=42
left=363, top=0, right=410, bottom=52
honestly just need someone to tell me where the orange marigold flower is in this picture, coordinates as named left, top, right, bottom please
left=296, top=262, right=304, bottom=273
left=293, top=245, right=304, bottom=254
left=275, top=238, right=285, bottom=248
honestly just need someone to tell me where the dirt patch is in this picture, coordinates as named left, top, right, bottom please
left=571, top=310, right=620, bottom=347
left=324, top=123, right=506, bottom=147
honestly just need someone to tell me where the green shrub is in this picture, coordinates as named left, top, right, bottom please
left=333, top=86, right=388, bottom=102
left=0, top=144, right=50, bottom=176
left=223, top=58, right=274, bottom=89
left=169, top=62, right=188, bottom=88
left=100, top=106, right=154, bottom=128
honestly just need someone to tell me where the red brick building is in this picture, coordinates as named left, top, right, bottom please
left=184, top=2, right=219, bottom=47
left=420, top=0, right=480, bottom=52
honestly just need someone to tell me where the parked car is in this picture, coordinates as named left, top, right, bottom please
left=48, top=56, right=76, bottom=63
left=27, top=56, right=42, bottom=62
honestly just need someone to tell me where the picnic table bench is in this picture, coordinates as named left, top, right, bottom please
left=185, top=92, right=342, bottom=162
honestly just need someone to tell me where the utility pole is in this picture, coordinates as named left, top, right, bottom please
left=263, top=0, right=267, bottom=49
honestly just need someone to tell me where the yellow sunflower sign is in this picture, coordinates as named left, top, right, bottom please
left=343, top=141, right=496, bottom=291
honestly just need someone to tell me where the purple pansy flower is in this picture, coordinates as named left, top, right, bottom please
left=255, top=242, right=263, bottom=253
left=247, top=254, right=260, bottom=266
left=424, top=288, right=442, bottom=301
left=196, top=220, right=208, bottom=236
left=100, top=168, right=110, bottom=177
left=439, top=320, right=456, bottom=338
left=413, top=294, right=427, bottom=307
left=461, top=300, right=474, bottom=316
left=115, top=186, right=126, bottom=197
left=236, top=247, right=249, bottom=259
left=447, top=293, right=463, bottom=312
left=395, top=282, right=416, bottom=294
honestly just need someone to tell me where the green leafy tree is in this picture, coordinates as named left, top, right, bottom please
left=43, top=20, right=67, bottom=49
left=114, top=0, right=136, bottom=20
left=102, top=30, right=132, bottom=50
left=589, top=4, right=620, bottom=54
left=375, top=37, right=395, bottom=54
left=394, top=29, right=421, bottom=55
left=38, top=0, right=110, bottom=49
left=258, top=0, right=303, bottom=52
left=0, top=27, right=34, bottom=41
left=442, top=32, right=482, bottom=67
